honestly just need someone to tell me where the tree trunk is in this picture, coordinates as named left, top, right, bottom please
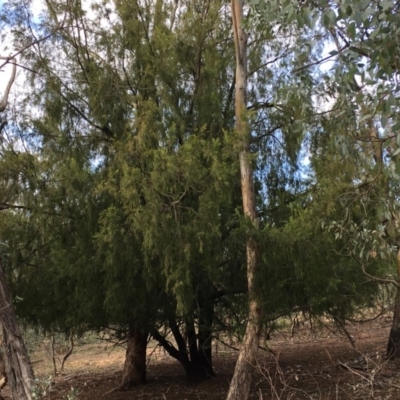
left=119, top=326, right=148, bottom=389
left=152, top=327, right=194, bottom=378
left=152, top=314, right=215, bottom=383
left=0, top=257, right=34, bottom=400
left=185, top=312, right=215, bottom=382
left=387, top=250, right=400, bottom=358
left=0, top=349, right=7, bottom=400
left=226, top=1, right=262, bottom=399
left=197, top=295, right=215, bottom=378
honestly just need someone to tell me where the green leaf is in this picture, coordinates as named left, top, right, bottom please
left=347, top=22, right=356, bottom=40
left=287, top=6, right=296, bottom=24
left=354, top=11, right=363, bottom=26
left=383, top=138, right=392, bottom=149
left=359, top=114, right=373, bottom=123
left=302, top=7, right=310, bottom=25
left=387, top=93, right=395, bottom=107
left=370, top=25, right=381, bottom=39
left=397, top=134, right=400, bottom=148
left=381, top=0, right=392, bottom=10
left=393, top=123, right=400, bottom=132
left=323, top=12, right=331, bottom=28
left=297, top=14, right=305, bottom=28
left=325, top=9, right=336, bottom=24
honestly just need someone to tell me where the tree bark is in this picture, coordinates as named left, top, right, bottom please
left=152, top=313, right=215, bottom=383
left=0, top=56, right=17, bottom=112
left=119, top=326, right=148, bottom=389
left=0, top=350, right=7, bottom=400
left=197, top=293, right=215, bottom=378
left=226, top=1, right=262, bottom=399
left=0, top=256, right=34, bottom=400
left=387, top=250, right=400, bottom=358
left=185, top=310, right=215, bottom=381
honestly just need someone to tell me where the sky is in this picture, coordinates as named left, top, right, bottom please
left=0, top=0, right=53, bottom=109
left=0, top=0, right=338, bottom=126
left=0, top=0, right=105, bottom=99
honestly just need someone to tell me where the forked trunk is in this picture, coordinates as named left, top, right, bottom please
left=226, top=1, right=262, bottom=399
left=185, top=315, right=215, bottom=382
left=0, top=257, right=34, bottom=400
left=387, top=250, right=400, bottom=358
left=152, top=312, right=215, bottom=383
left=119, top=326, right=148, bottom=389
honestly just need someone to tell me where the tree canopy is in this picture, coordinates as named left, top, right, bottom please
left=0, top=0, right=399, bottom=398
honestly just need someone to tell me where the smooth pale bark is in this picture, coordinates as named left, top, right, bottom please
left=226, top=1, right=262, bottom=400
left=0, top=57, right=16, bottom=112
left=0, top=257, right=34, bottom=400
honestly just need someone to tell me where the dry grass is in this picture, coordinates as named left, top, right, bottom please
left=2, top=315, right=400, bottom=399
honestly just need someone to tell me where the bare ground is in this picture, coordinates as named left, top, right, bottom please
left=2, top=315, right=400, bottom=399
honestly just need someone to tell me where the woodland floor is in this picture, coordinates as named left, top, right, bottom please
left=2, top=314, right=400, bottom=399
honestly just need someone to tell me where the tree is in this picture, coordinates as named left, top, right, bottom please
left=0, top=55, right=35, bottom=400
left=251, top=0, right=400, bottom=358
left=0, top=256, right=34, bottom=400
left=2, top=0, right=242, bottom=387
left=226, top=1, right=262, bottom=399
left=4, top=1, right=397, bottom=397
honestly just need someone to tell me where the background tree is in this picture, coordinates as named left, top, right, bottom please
left=251, top=0, right=400, bottom=357
left=0, top=55, right=36, bottom=398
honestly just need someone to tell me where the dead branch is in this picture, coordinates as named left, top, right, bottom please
left=60, top=334, right=74, bottom=374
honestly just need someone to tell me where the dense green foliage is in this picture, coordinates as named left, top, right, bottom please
left=0, top=0, right=399, bottom=377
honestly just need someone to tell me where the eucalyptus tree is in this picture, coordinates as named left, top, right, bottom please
left=249, top=0, right=400, bottom=360
left=260, top=107, right=384, bottom=317
left=226, top=0, right=331, bottom=396
left=226, top=2, right=261, bottom=399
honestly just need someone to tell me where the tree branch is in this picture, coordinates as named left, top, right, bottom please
left=247, top=101, right=276, bottom=111
left=0, top=57, right=16, bottom=112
